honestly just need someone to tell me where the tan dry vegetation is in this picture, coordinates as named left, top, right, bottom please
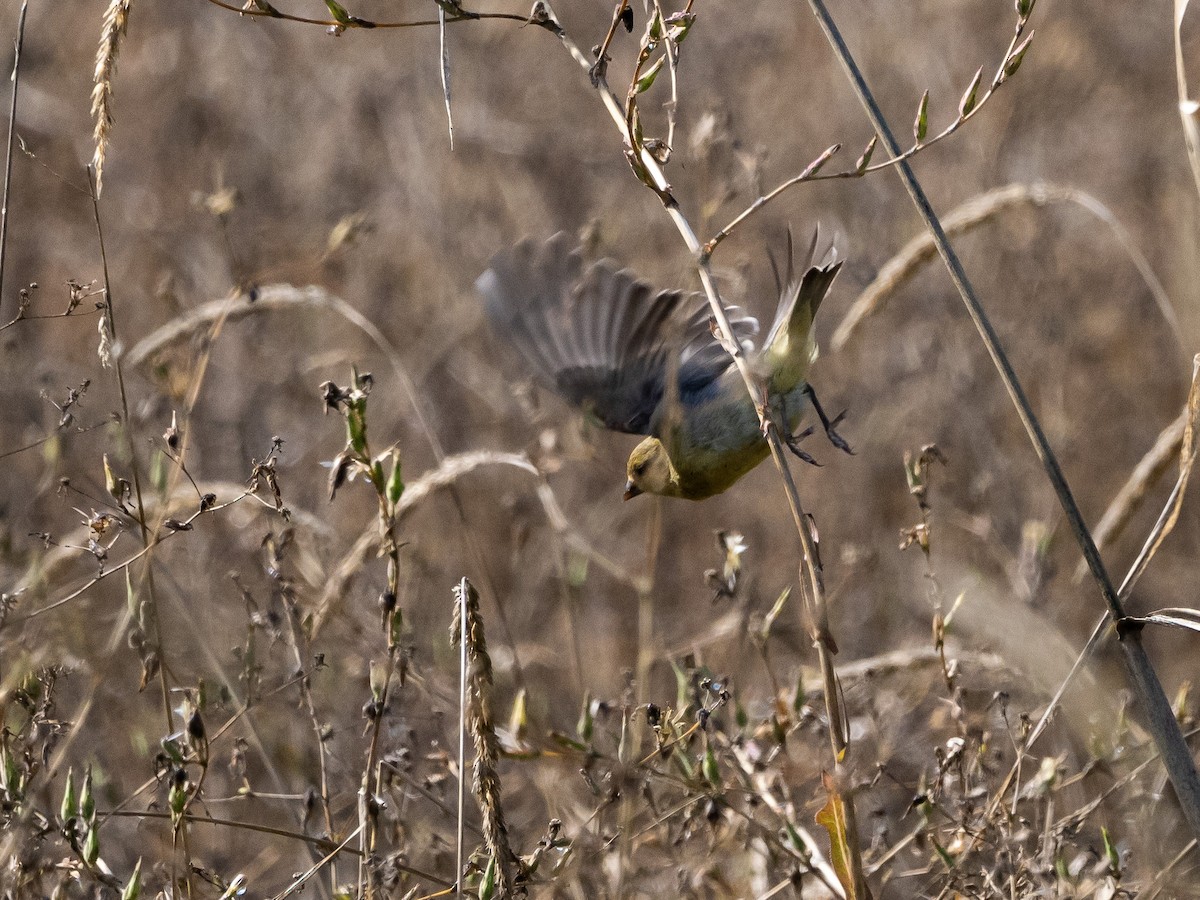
left=2, top=0, right=1200, bottom=897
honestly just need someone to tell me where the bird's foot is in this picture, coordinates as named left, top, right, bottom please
left=785, top=425, right=822, bottom=467
left=803, top=384, right=854, bottom=456
left=823, top=409, right=853, bottom=455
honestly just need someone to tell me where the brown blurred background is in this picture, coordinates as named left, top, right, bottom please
left=2, top=0, right=1199, bottom=895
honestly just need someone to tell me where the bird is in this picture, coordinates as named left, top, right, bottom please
left=476, top=231, right=849, bottom=501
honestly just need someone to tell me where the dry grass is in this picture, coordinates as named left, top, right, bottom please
left=91, top=0, right=133, bottom=195
left=3, top=1, right=1200, bottom=897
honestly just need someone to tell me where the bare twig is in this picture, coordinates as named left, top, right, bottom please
left=5, top=490, right=250, bottom=624
left=99, top=810, right=366, bottom=860
left=703, top=144, right=840, bottom=259
left=0, top=418, right=107, bottom=462
left=589, top=0, right=631, bottom=85
left=202, top=0, right=530, bottom=30
left=270, top=826, right=365, bottom=900
left=704, top=8, right=1034, bottom=257
left=276, top=556, right=339, bottom=887
left=1142, top=837, right=1200, bottom=900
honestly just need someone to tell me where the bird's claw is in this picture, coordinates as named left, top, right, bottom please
left=785, top=429, right=823, bottom=467
left=802, top=384, right=854, bottom=456
left=824, top=409, right=854, bottom=455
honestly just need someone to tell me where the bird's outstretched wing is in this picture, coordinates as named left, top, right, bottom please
left=478, top=233, right=758, bottom=435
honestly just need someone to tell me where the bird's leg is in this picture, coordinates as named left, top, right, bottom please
left=784, top=424, right=822, bottom=466
left=776, top=390, right=822, bottom=466
left=802, top=383, right=853, bottom=455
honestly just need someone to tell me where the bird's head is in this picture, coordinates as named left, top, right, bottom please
left=625, top=437, right=681, bottom=500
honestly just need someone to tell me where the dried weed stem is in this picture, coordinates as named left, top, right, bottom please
left=452, top=578, right=524, bottom=898
left=0, top=2, right=28, bottom=319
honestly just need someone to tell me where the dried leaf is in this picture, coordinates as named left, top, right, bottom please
left=816, top=771, right=862, bottom=898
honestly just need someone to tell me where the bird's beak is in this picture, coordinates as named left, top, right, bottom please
left=623, top=481, right=643, bottom=501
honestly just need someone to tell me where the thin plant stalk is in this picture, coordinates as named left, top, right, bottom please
left=803, top=0, right=1200, bottom=840
left=1174, top=0, right=1200, bottom=200
left=0, top=1, right=27, bottom=320
left=87, top=167, right=174, bottom=738
left=438, top=3, right=453, bottom=148
left=616, top=497, right=662, bottom=900
left=540, top=7, right=868, bottom=894
left=457, top=576, right=468, bottom=897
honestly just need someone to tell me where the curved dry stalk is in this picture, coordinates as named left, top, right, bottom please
left=1114, top=355, right=1200, bottom=599
left=127, top=284, right=377, bottom=369
left=130, top=281, right=532, bottom=687
left=128, top=283, right=439, bottom=490
left=1175, top=0, right=1200, bottom=200
left=312, top=451, right=534, bottom=636
left=309, top=450, right=649, bottom=637
left=832, top=182, right=1182, bottom=354
left=829, top=180, right=1188, bottom=587
left=1073, top=408, right=1187, bottom=583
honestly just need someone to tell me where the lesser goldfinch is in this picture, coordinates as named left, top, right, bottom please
left=477, top=232, right=848, bottom=500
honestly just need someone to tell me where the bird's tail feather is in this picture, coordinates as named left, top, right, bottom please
left=760, top=230, right=842, bottom=391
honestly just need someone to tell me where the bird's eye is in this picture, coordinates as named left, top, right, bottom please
left=633, top=461, right=647, bottom=476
